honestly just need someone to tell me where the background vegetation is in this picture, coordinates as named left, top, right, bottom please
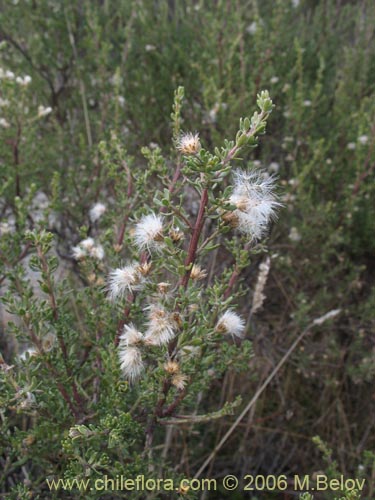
left=0, top=0, right=374, bottom=498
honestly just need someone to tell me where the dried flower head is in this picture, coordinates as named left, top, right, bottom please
left=164, top=360, right=180, bottom=375
left=107, top=263, right=145, bottom=301
left=22, top=434, right=35, bottom=447
left=138, top=261, right=152, bottom=276
left=113, top=243, right=123, bottom=253
left=171, top=312, right=183, bottom=329
left=176, top=132, right=201, bottom=155
left=216, top=310, right=245, bottom=338
left=157, top=282, right=171, bottom=294
left=228, top=169, right=281, bottom=241
left=87, top=273, right=96, bottom=284
left=171, top=373, right=188, bottom=391
left=190, top=264, right=207, bottom=281
left=144, top=304, right=175, bottom=346
left=134, top=213, right=164, bottom=252
left=221, top=210, right=240, bottom=228
left=89, top=202, right=106, bottom=223
left=169, top=227, right=184, bottom=243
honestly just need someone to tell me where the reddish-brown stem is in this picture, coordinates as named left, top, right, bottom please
left=161, top=389, right=187, bottom=418
left=169, top=161, right=182, bottom=193
left=179, top=187, right=209, bottom=288
left=223, top=267, right=241, bottom=301
left=116, top=213, right=131, bottom=247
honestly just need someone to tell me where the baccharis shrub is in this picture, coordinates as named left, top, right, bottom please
left=0, top=86, right=280, bottom=495
left=1, top=2, right=375, bottom=495
left=102, top=89, right=280, bottom=447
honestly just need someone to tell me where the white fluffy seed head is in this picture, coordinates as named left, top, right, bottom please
left=71, top=245, right=86, bottom=260
left=216, top=310, right=245, bottom=338
left=72, top=238, right=105, bottom=261
left=38, top=105, right=52, bottom=118
left=228, top=169, right=281, bottom=241
left=80, top=237, right=95, bottom=250
left=144, top=304, right=175, bottom=346
left=107, top=263, right=144, bottom=301
left=190, top=264, right=207, bottom=281
left=171, top=373, right=188, bottom=391
left=121, top=324, right=144, bottom=346
left=133, top=213, right=164, bottom=252
left=0, top=118, right=10, bottom=128
left=358, top=135, right=368, bottom=145
left=176, top=132, right=201, bottom=155
left=118, top=345, right=144, bottom=382
left=89, top=202, right=106, bottom=223
left=90, top=244, right=105, bottom=260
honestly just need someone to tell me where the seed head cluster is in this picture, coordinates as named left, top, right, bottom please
left=117, top=305, right=181, bottom=381
left=107, top=263, right=146, bottom=301
left=108, top=113, right=279, bottom=390
left=89, top=202, right=106, bottom=223
left=118, top=324, right=145, bottom=382
left=228, top=169, right=281, bottom=241
left=176, top=132, right=201, bottom=155
left=134, top=213, right=164, bottom=252
left=216, top=310, right=246, bottom=339
left=72, top=237, right=105, bottom=261
left=144, top=304, right=177, bottom=346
